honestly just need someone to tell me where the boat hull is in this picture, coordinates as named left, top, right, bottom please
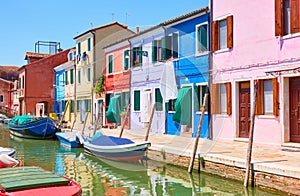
left=8, top=117, right=57, bottom=139
left=0, top=147, right=16, bottom=157
left=84, top=140, right=151, bottom=162
left=55, top=132, right=82, bottom=148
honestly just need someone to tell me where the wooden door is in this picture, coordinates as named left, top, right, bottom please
left=239, top=82, right=251, bottom=138
left=290, top=77, right=300, bottom=143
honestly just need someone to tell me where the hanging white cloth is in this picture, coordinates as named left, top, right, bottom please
left=159, top=61, right=178, bottom=101
left=141, top=91, right=151, bottom=122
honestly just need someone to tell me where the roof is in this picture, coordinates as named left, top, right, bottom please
left=0, top=66, right=19, bottom=71
left=73, top=22, right=129, bottom=39
left=24, top=52, right=52, bottom=60
left=161, top=6, right=209, bottom=25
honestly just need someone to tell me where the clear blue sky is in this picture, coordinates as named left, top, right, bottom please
left=0, top=0, right=208, bottom=66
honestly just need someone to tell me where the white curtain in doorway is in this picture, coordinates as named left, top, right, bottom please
left=141, top=91, right=151, bottom=122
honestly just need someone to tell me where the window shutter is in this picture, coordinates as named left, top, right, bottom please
left=211, top=21, right=219, bottom=52
left=70, top=69, right=74, bottom=84
left=211, top=84, right=220, bottom=114
left=273, top=78, right=279, bottom=115
left=65, top=71, right=68, bottom=85
left=152, top=40, right=157, bottom=62
left=161, top=37, right=166, bottom=61
left=172, top=33, right=179, bottom=58
left=165, top=36, right=172, bottom=59
left=124, top=50, right=129, bottom=70
left=134, top=91, right=140, bottom=111
left=227, top=15, right=234, bottom=49
left=226, top=82, right=232, bottom=115
left=291, top=0, right=300, bottom=34
left=155, top=88, right=163, bottom=111
left=139, top=45, right=143, bottom=65
left=275, top=0, right=283, bottom=36
left=255, top=80, right=263, bottom=115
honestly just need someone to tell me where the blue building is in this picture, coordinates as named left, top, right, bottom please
left=163, top=7, right=210, bottom=138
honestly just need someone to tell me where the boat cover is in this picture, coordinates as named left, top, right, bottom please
left=10, top=115, right=36, bottom=125
left=90, top=135, right=134, bottom=146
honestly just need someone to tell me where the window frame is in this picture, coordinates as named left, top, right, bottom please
left=87, top=38, right=91, bottom=51
left=196, top=82, right=208, bottom=112
left=86, top=67, right=91, bottom=82
left=123, top=49, right=130, bottom=71
left=196, top=22, right=209, bottom=55
left=108, top=54, right=114, bottom=74
left=133, top=90, right=141, bottom=111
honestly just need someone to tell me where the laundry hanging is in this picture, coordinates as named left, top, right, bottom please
left=159, top=61, right=178, bottom=101
left=106, top=95, right=121, bottom=124
left=141, top=91, right=151, bottom=122
left=172, top=87, right=192, bottom=125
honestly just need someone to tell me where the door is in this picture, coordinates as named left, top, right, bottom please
left=97, top=100, right=104, bottom=125
left=239, top=82, right=251, bottom=138
left=290, top=77, right=300, bottom=143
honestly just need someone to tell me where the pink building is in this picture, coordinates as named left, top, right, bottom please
left=211, top=0, right=300, bottom=146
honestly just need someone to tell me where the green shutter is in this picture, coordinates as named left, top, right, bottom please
left=70, top=69, right=74, bottom=84
left=134, top=90, right=140, bottom=111
left=65, top=71, right=68, bottom=85
left=87, top=38, right=91, bottom=51
left=109, top=55, right=113, bottom=73
left=152, top=40, right=157, bottom=62
left=194, top=86, right=200, bottom=111
left=70, top=100, right=74, bottom=113
left=155, top=88, right=163, bottom=111
left=161, top=37, right=166, bottom=61
left=124, top=50, right=129, bottom=70
left=139, top=45, right=143, bottom=66
left=77, top=70, right=81, bottom=84
left=78, top=42, right=81, bottom=54
left=200, top=25, right=208, bottom=51
left=86, top=99, right=91, bottom=112
left=131, top=49, right=135, bottom=67
left=77, top=100, right=80, bottom=112
left=165, top=36, right=172, bottom=60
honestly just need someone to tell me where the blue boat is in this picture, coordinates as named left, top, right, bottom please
left=55, top=132, right=82, bottom=148
left=8, top=115, right=58, bottom=139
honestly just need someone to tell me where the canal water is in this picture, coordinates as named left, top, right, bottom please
left=0, top=125, right=284, bottom=196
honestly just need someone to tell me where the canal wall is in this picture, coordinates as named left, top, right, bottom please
left=96, top=128, right=300, bottom=195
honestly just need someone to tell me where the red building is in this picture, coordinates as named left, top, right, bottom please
left=18, top=49, right=71, bottom=115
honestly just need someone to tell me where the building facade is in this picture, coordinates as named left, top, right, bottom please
left=211, top=0, right=300, bottom=146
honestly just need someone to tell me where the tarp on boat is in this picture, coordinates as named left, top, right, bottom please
left=106, top=95, right=121, bottom=124
left=10, top=115, right=36, bottom=125
left=172, top=87, right=192, bottom=125
left=90, top=135, right=134, bottom=146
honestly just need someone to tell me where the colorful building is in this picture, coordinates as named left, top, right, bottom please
left=54, top=49, right=76, bottom=126
left=18, top=50, right=71, bottom=116
left=73, top=22, right=134, bottom=125
left=163, top=7, right=210, bottom=138
left=103, top=38, right=134, bottom=128
left=211, top=0, right=300, bottom=146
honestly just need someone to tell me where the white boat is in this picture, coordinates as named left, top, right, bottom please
left=0, top=154, right=19, bottom=168
left=0, top=147, right=16, bottom=157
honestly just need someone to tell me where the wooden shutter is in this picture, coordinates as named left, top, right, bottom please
left=65, top=71, right=68, bottom=85
left=139, top=45, right=143, bottom=65
left=124, top=50, right=129, bottom=70
left=275, top=0, right=283, bottom=36
left=226, top=82, right=232, bottom=115
left=211, top=21, right=219, bottom=51
left=70, top=69, right=74, bottom=84
left=152, top=40, right=157, bottom=62
left=255, top=80, right=263, bottom=115
left=155, top=88, right=163, bottom=111
left=165, top=36, right=172, bottom=60
left=291, top=0, right=300, bottom=34
left=210, top=84, right=220, bottom=114
left=161, top=37, right=166, bottom=61
left=273, top=78, right=279, bottom=115
left=227, top=15, right=234, bottom=49
left=134, top=90, right=140, bottom=111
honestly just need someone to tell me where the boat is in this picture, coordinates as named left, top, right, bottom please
left=3, top=118, right=12, bottom=124
left=83, top=135, right=151, bottom=162
left=0, top=147, right=16, bottom=157
left=0, top=166, right=82, bottom=196
left=8, top=115, right=58, bottom=139
left=55, top=132, right=82, bottom=148
left=0, top=154, right=19, bottom=168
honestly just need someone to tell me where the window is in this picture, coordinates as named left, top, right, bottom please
left=87, top=38, right=91, bottom=51
left=168, top=99, right=176, bottom=111
left=77, top=69, right=81, bottom=84
left=132, top=46, right=142, bottom=67
left=212, top=15, right=233, bottom=51
left=106, top=93, right=113, bottom=107
left=0, top=95, right=3, bottom=102
left=152, top=40, right=162, bottom=62
left=256, top=79, right=278, bottom=115
left=77, top=42, right=81, bottom=55
left=70, top=100, right=74, bottom=113
left=68, top=51, right=75, bottom=61
left=65, top=71, right=68, bottom=85
left=155, top=88, right=163, bottom=111
left=86, top=67, right=91, bottom=82
left=275, top=0, right=300, bottom=36
left=196, top=23, right=208, bottom=53
left=196, top=84, right=208, bottom=112
left=120, top=91, right=130, bottom=110
left=211, top=83, right=232, bottom=115
left=133, top=90, right=140, bottom=111
left=165, top=33, right=179, bottom=60
left=108, top=55, right=113, bottom=73
left=124, top=50, right=130, bottom=70
left=70, top=69, right=74, bottom=84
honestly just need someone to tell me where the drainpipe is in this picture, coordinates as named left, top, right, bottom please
left=208, top=0, right=213, bottom=139
left=128, top=39, right=132, bottom=130
left=91, top=31, right=96, bottom=124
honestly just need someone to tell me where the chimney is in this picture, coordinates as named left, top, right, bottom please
left=136, top=26, right=140, bottom=34
left=57, top=48, right=63, bottom=53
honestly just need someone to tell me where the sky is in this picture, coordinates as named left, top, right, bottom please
left=0, top=0, right=208, bottom=66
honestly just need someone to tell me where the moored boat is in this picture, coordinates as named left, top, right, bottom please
left=83, top=135, right=151, bottom=162
left=0, top=147, right=16, bottom=157
left=8, top=115, right=57, bottom=139
left=55, top=132, right=82, bottom=148
left=0, top=154, right=19, bottom=168
left=0, top=166, right=82, bottom=196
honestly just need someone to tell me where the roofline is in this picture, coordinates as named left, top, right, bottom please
left=73, top=22, right=129, bottom=40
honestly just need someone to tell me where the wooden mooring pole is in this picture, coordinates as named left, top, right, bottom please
left=145, top=103, right=156, bottom=141
left=119, top=104, right=130, bottom=138
left=244, top=81, right=258, bottom=187
left=188, top=93, right=208, bottom=173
